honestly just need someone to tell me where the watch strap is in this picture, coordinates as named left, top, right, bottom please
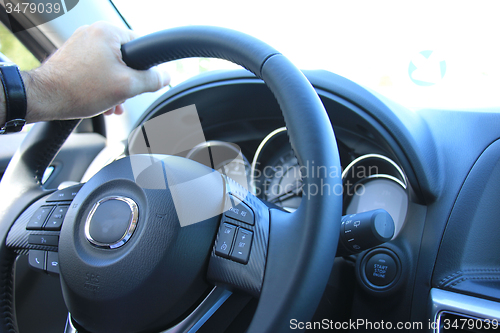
left=0, top=64, right=27, bottom=134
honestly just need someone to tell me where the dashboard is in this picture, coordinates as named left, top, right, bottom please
left=120, top=67, right=500, bottom=331
left=129, top=69, right=413, bottom=235
left=187, top=132, right=409, bottom=242
left=128, top=73, right=413, bottom=237
left=123, top=68, right=429, bottom=327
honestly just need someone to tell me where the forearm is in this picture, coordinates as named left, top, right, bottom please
left=21, top=70, right=51, bottom=124
left=0, top=69, right=56, bottom=127
left=20, top=66, right=69, bottom=123
left=0, top=60, right=121, bottom=128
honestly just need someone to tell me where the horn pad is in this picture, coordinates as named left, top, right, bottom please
left=59, top=155, right=221, bottom=333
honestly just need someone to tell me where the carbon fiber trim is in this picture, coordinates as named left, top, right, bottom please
left=207, top=177, right=270, bottom=298
left=7, top=194, right=63, bottom=251
left=0, top=249, right=18, bottom=333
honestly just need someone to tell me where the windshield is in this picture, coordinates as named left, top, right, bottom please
left=112, top=1, right=499, bottom=111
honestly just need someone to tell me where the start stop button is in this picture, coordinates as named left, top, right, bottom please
left=358, top=248, right=401, bottom=292
left=365, top=253, right=397, bottom=286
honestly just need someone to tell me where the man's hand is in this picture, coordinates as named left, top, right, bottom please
left=22, top=21, right=170, bottom=123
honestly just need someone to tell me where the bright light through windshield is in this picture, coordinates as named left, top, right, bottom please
left=113, top=0, right=500, bottom=111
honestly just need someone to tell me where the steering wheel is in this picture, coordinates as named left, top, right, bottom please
left=0, top=26, right=341, bottom=332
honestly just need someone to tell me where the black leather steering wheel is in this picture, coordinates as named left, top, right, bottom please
left=0, top=26, right=342, bottom=332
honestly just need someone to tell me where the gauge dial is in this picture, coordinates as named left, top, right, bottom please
left=262, top=149, right=302, bottom=211
left=216, top=158, right=250, bottom=190
left=186, top=141, right=252, bottom=190
left=346, top=178, right=408, bottom=237
left=343, top=154, right=408, bottom=238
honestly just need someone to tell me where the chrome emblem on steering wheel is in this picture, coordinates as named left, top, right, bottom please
left=85, top=196, right=139, bottom=249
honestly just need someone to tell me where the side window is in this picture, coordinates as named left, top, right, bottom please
left=0, top=22, right=40, bottom=70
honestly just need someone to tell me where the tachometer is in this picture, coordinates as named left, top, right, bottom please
left=343, top=154, right=408, bottom=238
left=262, top=149, right=302, bottom=210
left=251, top=128, right=302, bottom=211
left=186, top=140, right=252, bottom=190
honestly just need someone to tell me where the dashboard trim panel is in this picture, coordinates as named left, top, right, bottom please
left=430, top=288, right=500, bottom=332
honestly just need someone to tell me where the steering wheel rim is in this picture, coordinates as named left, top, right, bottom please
left=0, top=26, right=342, bottom=332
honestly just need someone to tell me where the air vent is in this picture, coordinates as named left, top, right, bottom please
left=437, top=311, right=499, bottom=333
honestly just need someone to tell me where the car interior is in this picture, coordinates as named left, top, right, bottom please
left=0, top=1, right=499, bottom=333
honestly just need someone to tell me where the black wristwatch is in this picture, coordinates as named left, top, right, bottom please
left=0, top=62, right=27, bottom=134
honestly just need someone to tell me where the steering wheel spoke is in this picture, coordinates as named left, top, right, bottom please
left=64, top=287, right=232, bottom=333
left=6, top=184, right=83, bottom=274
